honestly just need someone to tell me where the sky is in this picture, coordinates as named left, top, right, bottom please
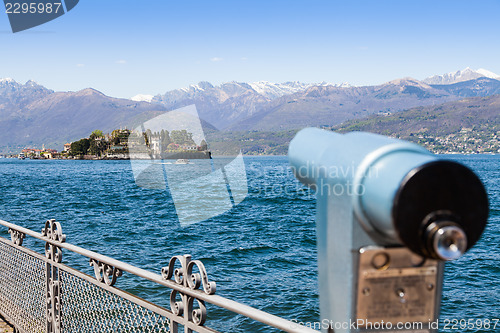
left=1, top=0, right=500, bottom=98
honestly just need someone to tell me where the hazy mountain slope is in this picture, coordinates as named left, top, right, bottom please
left=0, top=87, right=167, bottom=152
left=430, top=77, right=500, bottom=97
left=333, top=95, right=500, bottom=145
left=333, top=95, right=500, bottom=153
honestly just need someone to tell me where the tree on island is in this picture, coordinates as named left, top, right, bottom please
left=170, top=130, right=196, bottom=146
left=70, top=138, right=90, bottom=156
left=160, top=130, right=172, bottom=150
left=90, top=130, right=104, bottom=138
left=111, top=129, right=130, bottom=146
left=144, top=129, right=153, bottom=148
left=89, top=130, right=108, bottom=156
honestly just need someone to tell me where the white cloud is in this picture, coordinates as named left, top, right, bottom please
left=116, top=60, right=127, bottom=64
left=76, top=64, right=85, bottom=67
left=241, top=57, right=248, bottom=61
left=210, top=57, right=223, bottom=62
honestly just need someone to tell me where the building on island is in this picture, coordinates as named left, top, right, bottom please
left=21, top=148, right=59, bottom=159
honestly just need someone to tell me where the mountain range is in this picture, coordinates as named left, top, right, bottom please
left=145, top=68, right=500, bottom=131
left=148, top=81, right=350, bottom=129
left=0, top=68, right=499, bottom=153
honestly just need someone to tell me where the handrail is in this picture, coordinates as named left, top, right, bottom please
left=0, top=219, right=319, bottom=333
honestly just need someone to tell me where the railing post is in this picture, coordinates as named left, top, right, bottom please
left=162, top=254, right=216, bottom=332
left=42, top=219, right=66, bottom=333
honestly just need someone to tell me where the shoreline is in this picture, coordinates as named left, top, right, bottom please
left=0, top=152, right=498, bottom=161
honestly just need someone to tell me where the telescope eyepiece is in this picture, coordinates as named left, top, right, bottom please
left=425, top=221, right=468, bottom=260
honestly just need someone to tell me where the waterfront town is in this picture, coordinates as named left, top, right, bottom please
left=0, top=129, right=131, bottom=160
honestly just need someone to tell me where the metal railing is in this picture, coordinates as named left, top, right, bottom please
left=0, top=219, right=319, bottom=333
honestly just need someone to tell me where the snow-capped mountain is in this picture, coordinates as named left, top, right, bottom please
left=153, top=80, right=350, bottom=104
left=0, top=77, right=45, bottom=87
left=387, top=77, right=436, bottom=90
left=248, top=81, right=350, bottom=100
left=0, top=78, right=15, bottom=83
left=131, top=94, right=154, bottom=103
left=0, top=77, right=54, bottom=108
left=423, top=67, right=500, bottom=85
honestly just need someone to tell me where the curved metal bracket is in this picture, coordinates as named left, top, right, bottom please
left=42, top=219, right=66, bottom=243
left=161, top=254, right=216, bottom=295
left=8, top=228, right=25, bottom=246
left=89, top=259, right=122, bottom=286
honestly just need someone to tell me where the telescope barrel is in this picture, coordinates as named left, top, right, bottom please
left=289, top=128, right=488, bottom=260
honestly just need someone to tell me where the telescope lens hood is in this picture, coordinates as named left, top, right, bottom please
left=392, top=160, right=489, bottom=260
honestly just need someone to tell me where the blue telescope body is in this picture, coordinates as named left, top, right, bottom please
left=289, top=128, right=488, bottom=332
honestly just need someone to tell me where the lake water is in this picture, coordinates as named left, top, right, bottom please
left=0, top=155, right=498, bottom=332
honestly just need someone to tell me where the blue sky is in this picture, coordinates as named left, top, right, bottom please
left=1, top=0, right=499, bottom=98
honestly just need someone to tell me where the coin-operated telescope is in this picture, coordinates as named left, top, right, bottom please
left=289, top=128, right=489, bottom=333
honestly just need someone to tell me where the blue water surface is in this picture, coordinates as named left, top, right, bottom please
left=0, top=155, right=498, bottom=332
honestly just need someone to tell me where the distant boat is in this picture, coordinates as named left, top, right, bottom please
left=18, top=153, right=26, bottom=160
left=175, top=159, right=190, bottom=164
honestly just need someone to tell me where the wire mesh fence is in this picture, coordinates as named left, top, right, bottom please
left=0, top=219, right=318, bottom=333
left=0, top=240, right=45, bottom=333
